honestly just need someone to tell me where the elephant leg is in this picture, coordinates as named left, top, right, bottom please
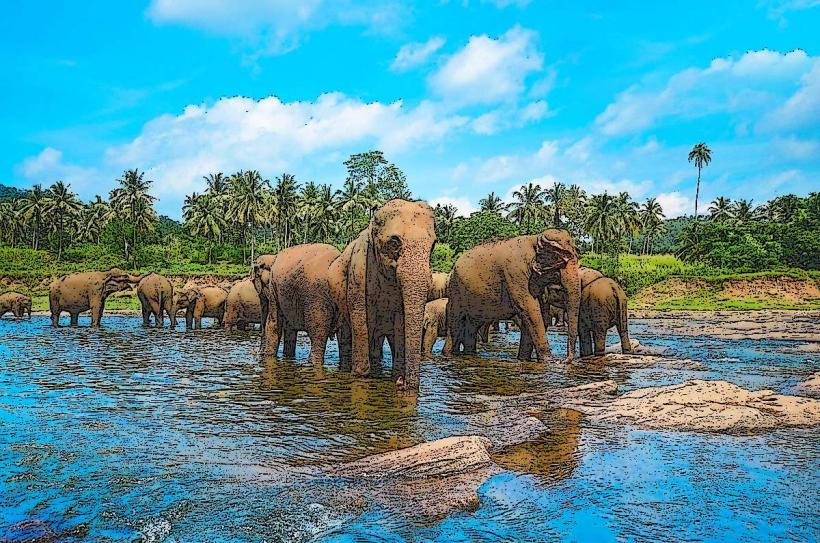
left=337, top=322, right=352, bottom=371
left=152, top=301, right=163, bottom=328
left=421, top=321, right=438, bottom=359
left=517, top=297, right=551, bottom=363
left=370, top=334, right=386, bottom=372
left=283, top=328, right=297, bottom=359
left=70, top=312, right=79, bottom=327
left=51, top=309, right=60, bottom=327
left=261, top=308, right=281, bottom=356
left=90, top=303, right=103, bottom=327
left=194, top=315, right=202, bottom=329
left=166, top=301, right=176, bottom=329
left=579, top=322, right=593, bottom=358
left=478, top=322, right=490, bottom=344
left=592, top=327, right=607, bottom=356
left=141, top=303, right=151, bottom=326
left=462, top=320, right=479, bottom=355
left=517, top=326, right=535, bottom=361
left=618, top=322, right=632, bottom=354
left=391, top=312, right=406, bottom=379
left=306, top=319, right=330, bottom=366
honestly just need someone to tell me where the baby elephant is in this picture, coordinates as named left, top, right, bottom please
left=136, top=273, right=176, bottom=328
left=0, top=292, right=32, bottom=319
left=579, top=277, right=632, bottom=357
left=175, top=284, right=228, bottom=329
left=223, top=279, right=262, bottom=331
left=421, top=298, right=448, bottom=358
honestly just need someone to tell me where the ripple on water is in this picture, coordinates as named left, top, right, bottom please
left=0, top=315, right=818, bottom=542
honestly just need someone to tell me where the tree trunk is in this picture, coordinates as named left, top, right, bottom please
left=694, top=166, right=701, bottom=219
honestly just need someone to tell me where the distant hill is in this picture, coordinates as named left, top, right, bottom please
left=0, top=183, right=26, bottom=200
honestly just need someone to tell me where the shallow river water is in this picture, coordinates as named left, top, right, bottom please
left=1, top=315, right=818, bottom=542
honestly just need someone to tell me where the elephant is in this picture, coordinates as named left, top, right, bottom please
left=328, top=199, right=436, bottom=390
left=174, top=284, right=228, bottom=329
left=547, top=306, right=566, bottom=327
left=0, top=292, right=31, bottom=319
left=421, top=298, right=447, bottom=358
left=223, top=279, right=263, bottom=331
left=49, top=268, right=144, bottom=327
left=262, top=244, right=342, bottom=363
left=136, top=273, right=176, bottom=328
left=427, top=272, right=450, bottom=301
left=444, top=229, right=580, bottom=363
left=250, top=254, right=277, bottom=348
left=579, top=277, right=632, bottom=357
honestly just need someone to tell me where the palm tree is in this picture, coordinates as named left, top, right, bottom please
left=434, top=204, right=458, bottom=243
left=272, top=173, right=299, bottom=248
left=228, top=170, right=268, bottom=262
left=297, top=181, right=320, bottom=243
left=639, top=197, right=665, bottom=254
left=479, top=192, right=507, bottom=213
left=313, top=184, right=342, bottom=243
left=204, top=172, right=228, bottom=196
left=614, top=192, right=641, bottom=253
left=732, top=199, right=755, bottom=222
left=340, top=177, right=365, bottom=241
left=584, top=192, right=619, bottom=253
left=18, top=184, right=48, bottom=250
left=0, top=200, right=19, bottom=246
left=76, top=196, right=111, bottom=244
left=544, top=181, right=566, bottom=228
left=109, top=169, right=157, bottom=263
left=688, top=142, right=712, bottom=219
left=507, top=182, right=547, bottom=234
left=183, top=192, right=227, bottom=264
left=44, top=181, right=82, bottom=260
left=708, top=197, right=733, bottom=222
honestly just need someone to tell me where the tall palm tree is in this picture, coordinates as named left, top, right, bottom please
left=340, top=177, right=365, bottom=241
left=434, top=204, right=458, bottom=244
left=183, top=192, right=227, bottom=264
left=732, top=199, right=755, bottom=222
left=688, top=142, right=712, bottom=219
left=204, top=172, right=228, bottom=196
left=639, top=197, right=665, bottom=254
left=614, top=192, right=641, bottom=253
left=44, top=181, right=82, bottom=260
left=507, top=182, right=547, bottom=234
left=297, top=181, right=320, bottom=243
left=272, top=173, right=299, bottom=248
left=544, top=181, right=566, bottom=228
left=18, top=184, right=48, bottom=250
left=584, top=192, right=619, bottom=253
left=313, top=184, right=342, bottom=243
left=0, top=201, right=19, bottom=246
left=479, top=192, right=507, bottom=213
left=708, top=197, right=733, bottom=222
left=109, top=169, right=157, bottom=263
left=228, top=170, right=268, bottom=262
left=76, top=195, right=111, bottom=244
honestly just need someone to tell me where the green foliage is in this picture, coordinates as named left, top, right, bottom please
left=449, top=211, right=519, bottom=254
left=431, top=243, right=456, bottom=273
left=581, top=253, right=715, bottom=296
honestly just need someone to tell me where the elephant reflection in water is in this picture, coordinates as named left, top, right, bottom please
left=491, top=408, right=582, bottom=481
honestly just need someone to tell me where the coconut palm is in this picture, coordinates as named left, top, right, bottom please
left=434, top=204, right=458, bottom=243
left=639, top=198, right=665, bottom=254
left=297, top=181, right=320, bottom=243
left=708, top=197, right=733, bottom=222
left=479, top=192, right=507, bottom=213
left=0, top=200, right=20, bottom=246
left=688, top=142, right=712, bottom=219
left=732, top=199, right=755, bottom=222
left=183, top=192, right=226, bottom=264
left=340, top=177, right=366, bottom=241
left=271, top=173, right=299, bottom=248
left=544, top=181, right=566, bottom=228
left=507, top=182, right=547, bottom=234
left=228, top=170, right=269, bottom=262
left=18, top=184, right=48, bottom=250
left=109, top=169, right=157, bottom=263
left=584, top=192, right=619, bottom=253
left=76, top=195, right=112, bottom=244
left=614, top=192, right=641, bottom=253
left=313, top=184, right=342, bottom=243
left=44, top=181, right=82, bottom=260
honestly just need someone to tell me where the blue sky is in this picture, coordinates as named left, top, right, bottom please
left=2, top=0, right=819, bottom=218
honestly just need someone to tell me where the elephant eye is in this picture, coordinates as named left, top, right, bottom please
left=384, top=235, right=402, bottom=259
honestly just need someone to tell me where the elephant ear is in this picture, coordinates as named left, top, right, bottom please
left=532, top=230, right=578, bottom=275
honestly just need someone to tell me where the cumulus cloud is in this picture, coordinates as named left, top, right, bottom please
left=428, top=195, right=478, bottom=216
left=429, top=26, right=543, bottom=105
left=16, top=148, right=101, bottom=197
left=391, top=36, right=445, bottom=71
left=147, top=0, right=405, bottom=56
left=655, top=191, right=694, bottom=218
left=596, top=49, right=820, bottom=136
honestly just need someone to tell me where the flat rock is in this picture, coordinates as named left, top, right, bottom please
left=630, top=310, right=820, bottom=342
left=794, top=372, right=820, bottom=398
left=561, top=379, right=820, bottom=434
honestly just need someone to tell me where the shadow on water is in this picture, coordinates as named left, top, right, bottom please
left=1, top=315, right=818, bottom=541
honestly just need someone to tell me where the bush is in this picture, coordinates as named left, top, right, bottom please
left=431, top=243, right=456, bottom=273
left=449, top=211, right=519, bottom=254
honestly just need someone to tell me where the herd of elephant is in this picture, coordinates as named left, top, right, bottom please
left=0, top=199, right=632, bottom=391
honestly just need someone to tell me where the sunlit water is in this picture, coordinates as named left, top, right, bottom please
left=1, top=315, right=818, bottom=542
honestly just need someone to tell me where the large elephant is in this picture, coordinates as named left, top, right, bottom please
left=136, top=273, right=176, bottom=328
left=49, top=268, right=143, bottom=327
left=328, top=199, right=436, bottom=390
left=223, top=279, right=262, bottom=331
left=427, top=272, right=450, bottom=301
left=421, top=298, right=447, bottom=358
left=250, top=254, right=277, bottom=350
left=262, top=244, right=342, bottom=363
left=0, top=292, right=31, bottom=319
left=579, top=277, right=632, bottom=357
left=444, top=229, right=580, bottom=363
left=174, top=285, right=228, bottom=329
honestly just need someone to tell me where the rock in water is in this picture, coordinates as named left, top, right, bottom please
left=794, top=372, right=820, bottom=398
left=563, top=380, right=820, bottom=434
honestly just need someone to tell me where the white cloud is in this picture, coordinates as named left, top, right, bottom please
left=429, top=26, right=543, bottom=105
left=565, top=136, right=594, bottom=161
left=519, top=100, right=550, bottom=122
left=596, top=49, right=820, bottom=136
left=429, top=195, right=478, bottom=216
left=391, top=36, right=445, bottom=71
left=656, top=191, right=694, bottom=218
left=147, top=0, right=405, bottom=56
left=16, top=147, right=102, bottom=196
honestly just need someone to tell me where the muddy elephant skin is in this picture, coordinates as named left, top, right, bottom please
left=136, top=273, right=176, bottom=328
left=427, top=272, right=450, bottom=302
left=49, top=268, right=144, bottom=327
left=579, top=277, right=632, bottom=356
left=175, top=285, right=228, bottom=329
left=223, top=279, right=263, bottom=331
left=329, top=199, right=436, bottom=390
left=0, top=292, right=31, bottom=319
left=542, top=267, right=603, bottom=328
left=444, top=229, right=581, bottom=363
left=262, top=244, right=342, bottom=363
left=422, top=298, right=448, bottom=358
left=251, top=254, right=277, bottom=345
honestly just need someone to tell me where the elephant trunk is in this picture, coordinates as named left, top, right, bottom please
left=397, top=247, right=431, bottom=391
left=561, top=260, right=581, bottom=362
